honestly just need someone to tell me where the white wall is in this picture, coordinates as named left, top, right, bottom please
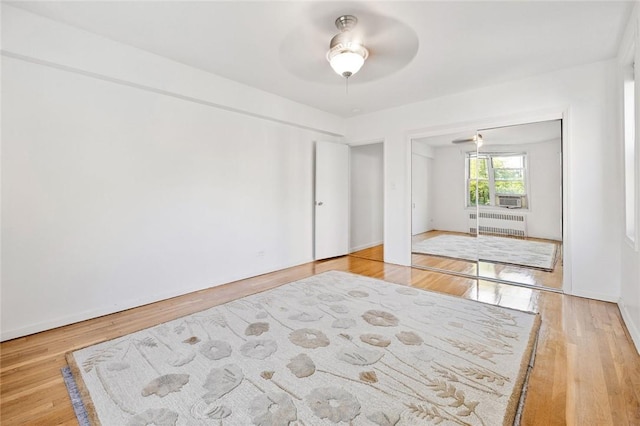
left=1, top=6, right=343, bottom=341
left=346, top=59, right=621, bottom=302
left=350, top=143, right=384, bottom=251
left=411, top=153, right=433, bottom=235
left=430, top=146, right=470, bottom=234
left=618, top=4, right=640, bottom=354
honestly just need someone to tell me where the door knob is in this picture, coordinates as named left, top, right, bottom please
left=317, top=201, right=324, bottom=206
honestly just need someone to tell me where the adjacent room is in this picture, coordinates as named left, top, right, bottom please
left=2, top=1, right=640, bottom=425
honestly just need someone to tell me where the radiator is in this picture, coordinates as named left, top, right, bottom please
left=468, top=212, right=527, bottom=237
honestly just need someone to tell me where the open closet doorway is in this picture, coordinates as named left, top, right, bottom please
left=349, top=142, right=384, bottom=262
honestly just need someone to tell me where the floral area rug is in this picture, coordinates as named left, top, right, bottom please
left=66, top=270, right=540, bottom=425
left=412, top=235, right=558, bottom=271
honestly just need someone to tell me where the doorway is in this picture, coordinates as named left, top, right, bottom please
left=349, top=142, right=384, bottom=262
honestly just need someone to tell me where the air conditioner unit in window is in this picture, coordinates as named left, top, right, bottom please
left=496, top=195, right=523, bottom=208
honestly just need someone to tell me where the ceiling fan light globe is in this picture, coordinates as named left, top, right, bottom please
left=328, top=51, right=366, bottom=77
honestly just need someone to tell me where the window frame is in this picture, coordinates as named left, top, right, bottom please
left=465, top=151, right=529, bottom=209
left=623, top=61, right=638, bottom=248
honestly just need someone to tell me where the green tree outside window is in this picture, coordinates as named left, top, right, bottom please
left=467, top=153, right=527, bottom=206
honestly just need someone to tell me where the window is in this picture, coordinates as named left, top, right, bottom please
left=624, top=63, right=636, bottom=244
left=468, top=155, right=490, bottom=206
left=466, top=152, right=527, bottom=207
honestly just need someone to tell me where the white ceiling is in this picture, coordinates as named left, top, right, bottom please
left=414, top=119, right=562, bottom=147
left=8, top=1, right=633, bottom=117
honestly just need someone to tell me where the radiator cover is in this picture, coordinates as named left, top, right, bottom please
left=469, top=212, right=527, bottom=237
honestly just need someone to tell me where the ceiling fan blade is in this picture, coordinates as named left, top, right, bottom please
left=452, top=133, right=483, bottom=144
left=279, top=4, right=419, bottom=85
left=451, top=138, right=475, bottom=144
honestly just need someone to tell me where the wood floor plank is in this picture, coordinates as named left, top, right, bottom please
left=1, top=256, right=639, bottom=425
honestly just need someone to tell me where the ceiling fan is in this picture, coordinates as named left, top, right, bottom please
left=278, top=9, right=419, bottom=84
left=326, top=15, right=369, bottom=78
left=452, top=134, right=483, bottom=146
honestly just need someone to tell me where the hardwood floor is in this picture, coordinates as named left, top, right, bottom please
left=412, top=230, right=564, bottom=290
left=350, top=244, right=384, bottom=262
left=1, top=256, right=639, bottom=425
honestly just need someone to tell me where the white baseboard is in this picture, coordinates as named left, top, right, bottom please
left=411, top=227, right=433, bottom=237
left=618, top=302, right=640, bottom=355
left=568, top=288, right=620, bottom=303
left=350, top=240, right=383, bottom=253
left=0, top=257, right=313, bottom=342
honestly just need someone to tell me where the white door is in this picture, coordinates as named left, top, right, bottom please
left=315, top=141, right=349, bottom=260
